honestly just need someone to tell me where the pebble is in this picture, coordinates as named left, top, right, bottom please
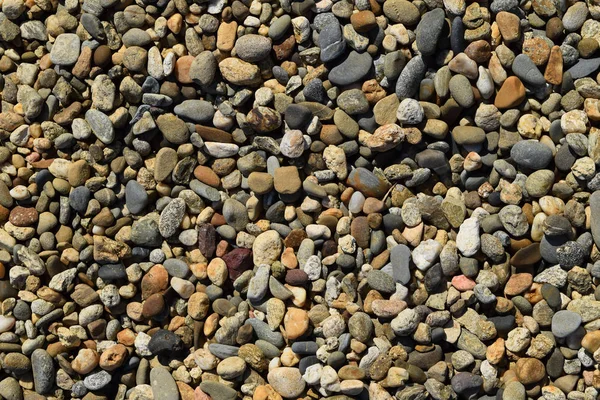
left=85, top=109, right=115, bottom=144
left=31, top=349, right=54, bottom=394
left=456, top=218, right=480, bottom=256
left=452, top=126, right=486, bottom=145
left=50, top=34, right=80, bottom=66
left=451, top=372, right=483, bottom=398
left=125, top=180, right=148, bottom=214
left=416, top=9, right=445, bottom=56
left=328, top=51, right=373, bottom=86
left=396, top=56, right=426, bottom=98
left=150, top=367, right=180, bottom=400
left=563, top=2, right=589, bottom=32
left=200, top=382, right=237, bottom=400
left=174, top=99, right=214, bottom=123
left=235, top=34, right=272, bottom=63
left=319, top=23, right=345, bottom=62
left=510, top=140, right=554, bottom=170
left=512, top=54, right=547, bottom=87
left=552, top=310, right=582, bottom=339
left=268, top=367, right=306, bottom=398
left=367, top=270, right=395, bottom=294
left=83, top=370, right=112, bottom=391
left=591, top=191, right=600, bottom=248
left=390, top=244, right=411, bottom=285
left=383, top=0, right=420, bottom=25
left=495, top=77, right=526, bottom=109
left=567, top=57, right=600, bottom=79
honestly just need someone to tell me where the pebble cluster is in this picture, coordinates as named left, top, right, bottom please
left=3, top=0, right=600, bottom=398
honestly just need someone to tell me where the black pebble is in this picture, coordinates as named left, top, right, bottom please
left=147, top=329, right=185, bottom=357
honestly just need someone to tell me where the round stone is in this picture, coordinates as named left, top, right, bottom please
left=551, top=310, right=582, bottom=339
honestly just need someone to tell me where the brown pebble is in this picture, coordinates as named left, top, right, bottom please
left=236, top=324, right=254, bottom=345
left=174, top=55, right=194, bottom=84
left=274, top=166, right=301, bottom=194
left=494, top=76, right=526, bottom=109
left=546, top=17, right=564, bottom=42
left=582, top=331, right=600, bottom=353
left=522, top=37, right=550, bottom=66
left=140, top=265, right=169, bottom=300
left=99, top=344, right=128, bottom=371
left=93, top=45, right=112, bottom=67
left=464, top=40, right=492, bottom=63
left=116, top=329, right=136, bottom=346
left=284, top=308, right=309, bottom=340
left=142, top=293, right=165, bottom=318
left=363, top=198, right=385, bottom=214
left=194, top=165, right=221, bottom=187
left=505, top=273, right=533, bottom=296
left=510, top=243, right=541, bottom=267
left=351, top=216, right=370, bottom=248
left=544, top=45, right=563, bottom=85
left=273, top=34, right=296, bottom=60
left=196, top=125, right=233, bottom=143
left=217, top=21, right=238, bottom=52
left=285, top=269, right=308, bottom=286
left=247, top=172, right=274, bottom=195
left=9, top=206, right=38, bottom=227
left=72, top=47, right=93, bottom=79
left=496, top=11, right=521, bottom=43
left=221, top=248, right=253, bottom=281
left=515, top=358, right=546, bottom=384
left=351, top=10, right=377, bottom=33
left=284, top=229, right=308, bottom=249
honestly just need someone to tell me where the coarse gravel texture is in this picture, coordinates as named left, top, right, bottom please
left=1, top=0, right=600, bottom=399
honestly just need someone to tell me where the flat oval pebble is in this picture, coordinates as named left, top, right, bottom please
left=234, top=34, right=272, bottom=63
left=328, top=51, right=373, bottom=86
left=551, top=310, right=582, bottom=339
left=267, top=367, right=306, bottom=398
left=173, top=100, right=215, bottom=123
left=510, top=140, right=554, bottom=170
left=512, top=54, right=547, bottom=87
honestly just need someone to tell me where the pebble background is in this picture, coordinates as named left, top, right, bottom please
left=1, top=0, right=600, bottom=398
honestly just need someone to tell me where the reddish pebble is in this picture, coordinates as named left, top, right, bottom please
left=140, top=265, right=169, bottom=300
left=452, top=275, right=476, bottom=291
left=174, top=55, right=194, bottom=84
left=8, top=206, right=38, bottom=227
left=194, top=165, right=220, bottom=187
left=222, top=248, right=253, bottom=281
left=211, top=213, right=226, bottom=226
left=285, top=269, right=308, bottom=285
left=216, top=240, right=230, bottom=257
left=363, top=197, right=385, bottom=214
left=505, top=273, right=533, bottom=296
left=195, top=387, right=211, bottom=400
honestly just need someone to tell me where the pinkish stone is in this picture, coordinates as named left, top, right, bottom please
left=451, top=275, right=476, bottom=291
left=194, top=387, right=210, bottom=400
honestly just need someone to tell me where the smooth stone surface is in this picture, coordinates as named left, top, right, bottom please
left=566, top=58, right=600, bottom=79
left=150, top=367, right=180, bottom=400
left=510, top=140, right=553, bottom=170
left=512, top=54, right=546, bottom=87
left=328, top=51, right=373, bottom=86
left=552, top=310, right=582, bottom=339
